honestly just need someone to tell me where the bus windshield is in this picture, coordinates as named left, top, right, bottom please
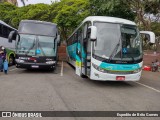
left=94, top=22, right=121, bottom=59
left=121, top=25, right=142, bottom=61
left=38, top=35, right=56, bottom=56
left=16, top=34, right=56, bottom=57
left=93, top=22, right=142, bottom=62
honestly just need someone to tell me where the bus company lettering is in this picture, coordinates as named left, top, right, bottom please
left=116, top=61, right=127, bottom=63
left=46, top=58, right=53, bottom=61
left=19, top=57, right=29, bottom=60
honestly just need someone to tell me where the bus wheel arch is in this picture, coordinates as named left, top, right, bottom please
left=8, top=54, right=15, bottom=66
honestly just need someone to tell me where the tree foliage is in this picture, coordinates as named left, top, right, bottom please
left=122, top=0, right=160, bottom=31
left=0, top=2, right=17, bottom=21
left=2, top=3, right=52, bottom=28
left=151, top=22, right=160, bottom=36
left=52, top=0, right=89, bottom=40
left=0, top=0, right=89, bottom=40
left=0, top=0, right=160, bottom=43
left=89, top=0, right=135, bottom=21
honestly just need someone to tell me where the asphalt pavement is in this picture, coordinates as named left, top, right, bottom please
left=0, top=62, right=159, bottom=120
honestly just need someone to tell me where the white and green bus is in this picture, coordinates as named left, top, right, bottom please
left=0, top=20, right=17, bottom=65
left=67, top=16, right=155, bottom=81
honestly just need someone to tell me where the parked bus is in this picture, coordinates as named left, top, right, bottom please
left=67, top=16, right=155, bottom=81
left=8, top=20, right=60, bottom=70
left=0, top=20, right=17, bottom=65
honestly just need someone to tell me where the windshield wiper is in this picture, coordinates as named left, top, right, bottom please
left=109, top=37, right=121, bottom=62
left=130, top=55, right=135, bottom=63
left=25, top=39, right=36, bottom=56
left=124, top=53, right=135, bottom=63
left=37, top=41, right=46, bottom=57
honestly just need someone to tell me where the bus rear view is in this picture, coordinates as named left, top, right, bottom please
left=9, top=20, right=60, bottom=70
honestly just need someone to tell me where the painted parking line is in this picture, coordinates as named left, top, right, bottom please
left=60, top=61, right=64, bottom=76
left=134, top=81, right=160, bottom=93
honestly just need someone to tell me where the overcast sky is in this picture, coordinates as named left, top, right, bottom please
left=17, top=0, right=57, bottom=7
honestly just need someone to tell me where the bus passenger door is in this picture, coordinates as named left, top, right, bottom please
left=75, top=42, right=82, bottom=76
left=75, top=30, right=82, bottom=76
left=81, top=23, right=91, bottom=77
left=82, top=37, right=91, bottom=77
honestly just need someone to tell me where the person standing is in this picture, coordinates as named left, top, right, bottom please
left=1, top=46, right=7, bottom=62
left=3, top=59, right=8, bottom=74
left=0, top=46, right=7, bottom=73
left=151, top=62, right=156, bottom=72
left=0, top=46, right=4, bottom=72
left=0, top=55, right=3, bottom=72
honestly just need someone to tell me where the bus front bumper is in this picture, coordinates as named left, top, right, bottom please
left=90, top=67, right=142, bottom=81
left=16, top=63, right=56, bottom=70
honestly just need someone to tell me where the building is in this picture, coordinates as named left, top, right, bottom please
left=0, top=0, right=17, bottom=6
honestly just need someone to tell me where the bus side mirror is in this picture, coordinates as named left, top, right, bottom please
left=140, top=31, right=155, bottom=44
left=8, top=31, right=17, bottom=43
left=57, top=35, right=60, bottom=46
left=89, top=26, right=97, bottom=41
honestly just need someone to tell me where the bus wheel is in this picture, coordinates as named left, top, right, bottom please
left=80, top=73, right=86, bottom=78
left=51, top=68, right=56, bottom=73
left=9, top=55, right=14, bottom=66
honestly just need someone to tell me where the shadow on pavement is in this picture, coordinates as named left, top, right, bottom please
left=79, top=77, right=135, bottom=88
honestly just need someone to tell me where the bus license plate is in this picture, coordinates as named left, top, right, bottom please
left=116, top=76, right=125, bottom=81
left=31, top=65, right=39, bottom=68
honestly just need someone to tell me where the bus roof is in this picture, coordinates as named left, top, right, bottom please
left=18, top=20, right=58, bottom=37
left=83, top=16, right=136, bottom=25
left=68, top=16, right=136, bottom=39
left=0, top=20, right=17, bottom=31
left=20, top=20, right=57, bottom=26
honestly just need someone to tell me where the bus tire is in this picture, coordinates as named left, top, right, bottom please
left=8, top=55, right=15, bottom=66
left=51, top=68, right=56, bottom=73
left=80, top=73, right=86, bottom=78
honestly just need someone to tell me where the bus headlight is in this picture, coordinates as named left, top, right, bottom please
left=15, top=59, right=25, bottom=63
left=133, top=68, right=142, bottom=73
left=46, top=61, right=56, bottom=64
left=92, top=63, right=104, bottom=72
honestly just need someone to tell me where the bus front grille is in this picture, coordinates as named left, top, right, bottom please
left=104, top=70, right=134, bottom=74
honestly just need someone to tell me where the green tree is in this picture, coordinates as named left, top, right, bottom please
left=123, top=0, right=160, bottom=31
left=151, top=22, right=160, bottom=51
left=52, top=0, right=89, bottom=40
left=151, top=22, right=160, bottom=36
left=122, top=0, right=160, bottom=51
left=0, top=2, right=17, bottom=21
left=3, top=3, right=52, bottom=28
left=89, top=0, right=135, bottom=21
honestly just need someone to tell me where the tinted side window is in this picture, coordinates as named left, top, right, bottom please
left=77, top=28, right=82, bottom=42
left=0, top=24, right=2, bottom=37
left=2, top=26, right=8, bottom=38
left=83, top=23, right=88, bottom=39
left=73, top=32, right=77, bottom=44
